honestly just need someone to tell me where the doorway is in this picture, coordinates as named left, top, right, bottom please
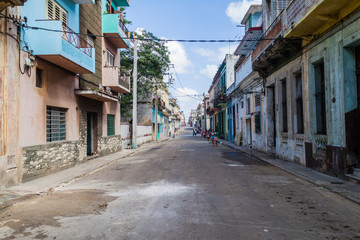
left=345, top=46, right=360, bottom=169
left=87, top=112, right=98, bottom=156
left=267, top=86, right=276, bottom=149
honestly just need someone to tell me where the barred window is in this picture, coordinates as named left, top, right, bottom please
left=255, top=94, right=261, bottom=106
left=46, top=106, right=67, bottom=142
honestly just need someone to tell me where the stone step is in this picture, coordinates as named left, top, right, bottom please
left=346, top=174, right=360, bottom=184
left=354, top=168, right=360, bottom=178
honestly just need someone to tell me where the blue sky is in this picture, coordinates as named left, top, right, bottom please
left=126, top=0, right=261, bottom=119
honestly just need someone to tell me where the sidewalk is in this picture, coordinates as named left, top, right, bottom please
left=0, top=138, right=172, bottom=206
left=218, top=138, right=360, bottom=205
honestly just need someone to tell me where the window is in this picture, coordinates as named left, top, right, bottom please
left=314, top=62, right=326, bottom=134
left=255, top=94, right=261, bottom=106
left=47, top=0, right=68, bottom=39
left=246, top=98, right=251, bottom=115
left=107, top=114, right=115, bottom=136
left=87, top=30, right=95, bottom=48
left=295, top=73, right=304, bottom=134
left=36, top=68, right=43, bottom=88
left=46, top=106, right=66, bottom=142
left=281, top=79, right=288, bottom=132
left=107, top=50, right=115, bottom=67
left=255, top=114, right=261, bottom=133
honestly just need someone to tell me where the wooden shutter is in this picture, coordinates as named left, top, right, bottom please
left=107, top=115, right=115, bottom=136
left=47, top=0, right=68, bottom=25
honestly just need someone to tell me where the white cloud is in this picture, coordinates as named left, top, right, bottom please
left=165, top=41, right=192, bottom=74
left=194, top=47, right=216, bottom=57
left=226, top=0, right=262, bottom=24
left=200, top=64, right=218, bottom=79
left=171, top=87, right=201, bottom=120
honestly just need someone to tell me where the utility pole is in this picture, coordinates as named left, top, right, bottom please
left=132, top=39, right=138, bottom=149
left=154, top=83, right=158, bottom=142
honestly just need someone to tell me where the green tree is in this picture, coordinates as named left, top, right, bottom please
left=120, top=30, right=171, bottom=120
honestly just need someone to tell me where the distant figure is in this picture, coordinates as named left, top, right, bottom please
left=193, top=128, right=196, bottom=136
left=214, top=132, right=219, bottom=147
left=206, top=130, right=210, bottom=141
left=211, top=131, right=215, bottom=145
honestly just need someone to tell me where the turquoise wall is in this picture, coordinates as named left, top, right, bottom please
left=22, top=0, right=79, bottom=32
left=343, top=47, right=358, bottom=113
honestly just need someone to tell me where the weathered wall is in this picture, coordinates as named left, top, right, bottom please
left=20, top=57, right=79, bottom=147
left=22, top=140, right=82, bottom=182
left=121, top=123, right=153, bottom=148
left=0, top=6, right=21, bottom=188
left=98, top=135, right=122, bottom=156
left=265, top=56, right=305, bottom=164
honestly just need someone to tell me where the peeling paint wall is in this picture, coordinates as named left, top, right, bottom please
left=0, top=6, right=21, bottom=188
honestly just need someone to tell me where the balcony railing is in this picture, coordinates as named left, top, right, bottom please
left=252, top=14, right=283, bottom=60
left=119, top=19, right=134, bottom=42
left=62, top=23, right=93, bottom=58
left=119, top=72, right=130, bottom=90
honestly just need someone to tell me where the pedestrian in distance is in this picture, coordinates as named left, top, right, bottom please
left=214, top=132, right=219, bottom=147
left=210, top=131, right=215, bottom=146
left=193, top=128, right=196, bottom=136
left=207, top=130, right=210, bottom=141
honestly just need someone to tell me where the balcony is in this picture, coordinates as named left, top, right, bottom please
left=103, top=67, right=130, bottom=93
left=102, top=14, right=132, bottom=49
left=252, top=15, right=302, bottom=77
left=27, top=20, right=95, bottom=74
left=283, top=0, right=360, bottom=40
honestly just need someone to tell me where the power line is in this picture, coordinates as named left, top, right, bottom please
left=172, top=65, right=185, bottom=90
left=169, top=85, right=202, bottom=101
left=8, top=20, right=306, bottom=43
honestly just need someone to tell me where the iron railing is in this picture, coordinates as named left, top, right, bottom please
left=62, top=23, right=93, bottom=58
left=119, top=18, right=134, bottom=42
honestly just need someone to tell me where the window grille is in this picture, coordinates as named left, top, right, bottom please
left=46, top=106, right=67, bottom=142
left=314, top=62, right=326, bottom=134
left=255, top=94, right=261, bottom=106
left=107, top=114, right=115, bottom=136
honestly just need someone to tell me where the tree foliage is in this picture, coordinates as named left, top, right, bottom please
left=120, top=30, right=171, bottom=120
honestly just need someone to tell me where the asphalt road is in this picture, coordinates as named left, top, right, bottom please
left=1, top=127, right=360, bottom=240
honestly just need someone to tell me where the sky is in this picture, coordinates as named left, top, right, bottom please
left=126, top=0, right=262, bottom=120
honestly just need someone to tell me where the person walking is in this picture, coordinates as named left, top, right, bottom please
left=210, top=131, right=215, bottom=146
left=214, top=131, right=219, bottom=147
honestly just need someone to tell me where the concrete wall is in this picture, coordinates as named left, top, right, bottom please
left=265, top=56, right=304, bottom=164
left=0, top=6, right=21, bottom=188
left=20, top=58, right=80, bottom=147
left=121, top=123, right=152, bottom=148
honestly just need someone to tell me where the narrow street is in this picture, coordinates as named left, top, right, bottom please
left=1, top=127, right=360, bottom=240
